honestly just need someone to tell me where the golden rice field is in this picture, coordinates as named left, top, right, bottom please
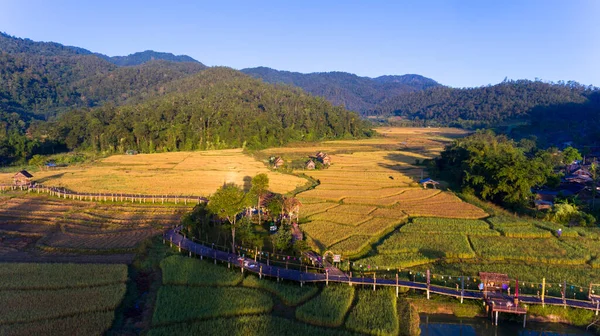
left=273, top=127, right=488, bottom=257
left=0, top=194, right=190, bottom=261
left=0, top=149, right=306, bottom=196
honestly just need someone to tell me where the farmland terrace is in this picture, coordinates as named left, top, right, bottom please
left=164, top=226, right=600, bottom=314
left=0, top=193, right=192, bottom=263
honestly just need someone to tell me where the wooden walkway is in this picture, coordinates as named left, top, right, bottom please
left=164, top=226, right=600, bottom=315
left=0, top=184, right=207, bottom=205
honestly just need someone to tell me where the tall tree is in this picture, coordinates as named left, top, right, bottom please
left=207, top=183, right=249, bottom=253
left=250, top=173, right=269, bottom=226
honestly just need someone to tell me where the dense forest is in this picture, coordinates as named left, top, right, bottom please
left=52, top=67, right=371, bottom=153
left=374, top=79, right=595, bottom=123
left=242, top=67, right=440, bottom=113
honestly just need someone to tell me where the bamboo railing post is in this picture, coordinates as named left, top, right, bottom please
left=373, top=272, right=376, bottom=291
left=541, top=278, right=546, bottom=307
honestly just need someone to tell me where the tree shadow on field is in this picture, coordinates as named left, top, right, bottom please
left=418, top=248, right=444, bottom=260
left=35, top=172, right=66, bottom=184
left=243, top=176, right=252, bottom=192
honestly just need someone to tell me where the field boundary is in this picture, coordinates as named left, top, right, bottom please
left=0, top=184, right=206, bottom=205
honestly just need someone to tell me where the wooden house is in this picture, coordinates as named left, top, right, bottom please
left=419, top=178, right=439, bottom=189
left=305, top=160, right=316, bottom=170
left=320, top=154, right=331, bottom=165
left=13, top=170, right=33, bottom=186
left=272, top=156, right=284, bottom=169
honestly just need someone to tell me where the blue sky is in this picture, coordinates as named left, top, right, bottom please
left=1, top=0, right=598, bottom=87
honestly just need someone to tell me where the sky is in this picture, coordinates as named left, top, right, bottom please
left=1, top=0, right=599, bottom=87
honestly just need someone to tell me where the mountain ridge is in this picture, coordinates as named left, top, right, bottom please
left=241, top=66, right=441, bottom=113
left=0, top=32, right=202, bottom=66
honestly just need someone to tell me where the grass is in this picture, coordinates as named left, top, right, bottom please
left=296, top=285, right=355, bottom=327
left=0, top=263, right=127, bottom=289
left=527, top=304, right=596, bottom=327
left=0, top=311, right=116, bottom=336
left=345, top=288, right=399, bottom=336
left=148, top=315, right=355, bottom=336
left=0, top=284, right=126, bottom=324
left=152, top=286, right=273, bottom=325
left=0, top=149, right=306, bottom=196
left=242, top=274, right=319, bottom=306
left=160, top=255, right=244, bottom=286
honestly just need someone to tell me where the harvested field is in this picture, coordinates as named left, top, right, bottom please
left=41, top=229, right=158, bottom=251
left=299, top=203, right=340, bottom=218
left=308, top=212, right=371, bottom=226
left=0, top=194, right=185, bottom=261
left=0, top=149, right=306, bottom=196
left=328, top=235, right=373, bottom=257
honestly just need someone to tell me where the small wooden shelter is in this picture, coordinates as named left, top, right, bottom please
left=305, top=160, right=316, bottom=170
left=13, top=170, right=33, bottom=186
left=314, top=151, right=331, bottom=165
left=272, top=156, right=284, bottom=169
left=419, top=178, right=439, bottom=189
left=480, top=272, right=510, bottom=295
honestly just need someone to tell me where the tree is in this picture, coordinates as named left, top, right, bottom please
left=28, top=154, right=45, bottom=169
left=435, top=131, right=553, bottom=208
left=283, top=197, right=302, bottom=224
left=591, top=162, right=598, bottom=209
left=250, top=173, right=269, bottom=226
left=266, top=194, right=285, bottom=224
left=562, top=147, right=582, bottom=165
left=272, top=224, right=293, bottom=252
left=207, top=183, right=249, bottom=253
left=181, top=203, right=213, bottom=239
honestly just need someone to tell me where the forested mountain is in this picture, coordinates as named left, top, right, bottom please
left=52, top=67, right=371, bottom=152
left=0, top=33, right=206, bottom=119
left=374, top=80, right=597, bottom=124
left=104, top=50, right=201, bottom=66
left=241, top=67, right=440, bottom=113
left=1, top=32, right=202, bottom=66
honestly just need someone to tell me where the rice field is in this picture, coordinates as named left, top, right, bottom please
left=0, top=149, right=306, bottom=195
left=0, top=194, right=188, bottom=259
left=283, top=128, right=489, bottom=258
left=160, top=255, right=244, bottom=286
left=242, top=275, right=319, bottom=306
left=0, top=263, right=127, bottom=335
left=345, top=288, right=399, bottom=336
left=148, top=315, right=354, bottom=336
left=469, top=236, right=590, bottom=265
left=0, top=263, right=127, bottom=289
left=399, top=218, right=499, bottom=236
left=377, top=232, right=476, bottom=259
left=295, top=285, right=355, bottom=327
